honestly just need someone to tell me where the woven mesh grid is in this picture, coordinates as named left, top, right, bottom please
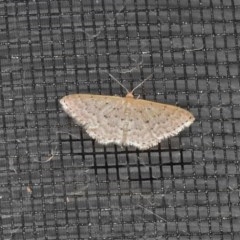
left=0, top=0, right=240, bottom=239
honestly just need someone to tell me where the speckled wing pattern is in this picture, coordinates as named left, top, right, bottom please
left=60, top=94, right=195, bottom=150
left=121, top=98, right=194, bottom=149
left=60, top=94, right=129, bottom=146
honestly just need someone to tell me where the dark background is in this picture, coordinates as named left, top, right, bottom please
left=0, top=0, right=240, bottom=239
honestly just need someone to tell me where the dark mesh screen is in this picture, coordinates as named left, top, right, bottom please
left=0, top=1, right=240, bottom=239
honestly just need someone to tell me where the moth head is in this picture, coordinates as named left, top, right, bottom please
left=109, top=73, right=153, bottom=98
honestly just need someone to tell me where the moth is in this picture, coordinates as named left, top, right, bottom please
left=60, top=74, right=194, bottom=150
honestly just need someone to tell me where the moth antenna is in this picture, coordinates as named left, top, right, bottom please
left=109, top=74, right=129, bottom=93
left=130, top=73, right=153, bottom=94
